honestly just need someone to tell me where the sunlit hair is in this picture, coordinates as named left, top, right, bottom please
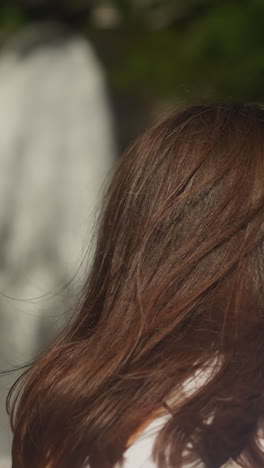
left=8, top=103, right=264, bottom=468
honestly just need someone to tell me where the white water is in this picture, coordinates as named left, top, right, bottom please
left=0, top=23, right=115, bottom=465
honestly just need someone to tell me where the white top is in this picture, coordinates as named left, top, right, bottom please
left=121, top=414, right=239, bottom=468
left=120, top=361, right=238, bottom=468
left=121, top=415, right=170, bottom=468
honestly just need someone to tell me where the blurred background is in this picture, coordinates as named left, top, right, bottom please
left=0, top=0, right=263, bottom=466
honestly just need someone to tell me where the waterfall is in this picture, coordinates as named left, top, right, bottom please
left=0, top=22, right=115, bottom=464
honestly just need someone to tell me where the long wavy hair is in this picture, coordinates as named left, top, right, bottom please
left=8, top=103, right=264, bottom=468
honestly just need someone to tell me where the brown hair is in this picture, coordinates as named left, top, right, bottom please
left=8, top=103, right=264, bottom=468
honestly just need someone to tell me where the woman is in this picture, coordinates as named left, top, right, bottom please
left=8, top=103, right=264, bottom=467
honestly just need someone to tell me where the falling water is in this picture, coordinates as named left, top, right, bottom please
left=0, top=22, right=115, bottom=465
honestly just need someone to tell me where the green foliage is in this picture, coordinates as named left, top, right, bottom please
left=0, top=0, right=263, bottom=102
left=0, top=4, right=24, bottom=32
left=108, top=1, right=264, bottom=102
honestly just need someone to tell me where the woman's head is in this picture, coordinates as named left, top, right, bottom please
left=9, top=103, right=264, bottom=467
